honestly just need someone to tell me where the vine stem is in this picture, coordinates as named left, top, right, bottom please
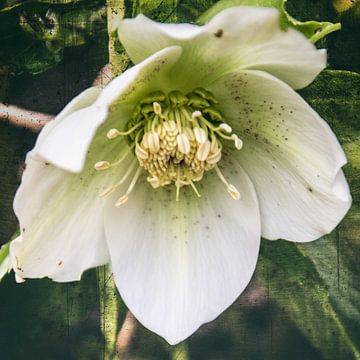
left=98, top=265, right=120, bottom=360
left=97, top=2, right=131, bottom=360
left=106, top=0, right=130, bottom=76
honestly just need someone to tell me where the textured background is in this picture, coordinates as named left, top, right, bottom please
left=0, top=0, right=359, bottom=359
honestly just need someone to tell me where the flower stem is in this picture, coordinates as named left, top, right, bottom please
left=98, top=265, right=120, bottom=360
left=171, top=342, right=190, bottom=360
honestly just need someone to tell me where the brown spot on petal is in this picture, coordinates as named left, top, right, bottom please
left=214, top=29, right=223, bottom=38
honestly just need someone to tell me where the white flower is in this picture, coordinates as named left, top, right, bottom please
left=10, top=6, right=351, bottom=345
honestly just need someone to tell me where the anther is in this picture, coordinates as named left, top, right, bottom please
left=177, top=133, right=191, bottom=154
left=192, top=110, right=202, bottom=119
left=214, top=165, right=240, bottom=200
left=232, top=134, right=243, bottom=150
left=194, top=127, right=207, bottom=144
left=115, top=195, right=129, bottom=207
left=147, top=176, right=161, bottom=188
left=135, top=143, right=149, bottom=159
left=206, top=150, right=222, bottom=164
left=148, top=132, right=160, bottom=153
left=107, top=128, right=121, bottom=139
left=153, top=102, right=162, bottom=115
left=219, top=123, right=232, bottom=134
left=94, top=161, right=110, bottom=171
left=227, top=184, right=241, bottom=200
left=196, top=140, right=211, bottom=161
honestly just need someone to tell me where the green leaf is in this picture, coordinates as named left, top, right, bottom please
left=0, top=242, right=11, bottom=282
left=0, top=0, right=106, bottom=74
left=197, top=0, right=341, bottom=43
left=254, top=70, right=360, bottom=360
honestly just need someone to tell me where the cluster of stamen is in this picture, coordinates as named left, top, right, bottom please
left=94, top=88, right=243, bottom=206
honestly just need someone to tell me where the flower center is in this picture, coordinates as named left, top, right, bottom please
left=95, top=89, right=243, bottom=206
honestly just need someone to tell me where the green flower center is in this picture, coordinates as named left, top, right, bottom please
left=95, top=88, right=243, bottom=206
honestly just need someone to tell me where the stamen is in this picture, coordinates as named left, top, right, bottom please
left=100, top=88, right=244, bottom=204
left=107, top=121, right=144, bottom=138
left=174, top=109, right=182, bottom=132
left=147, top=176, right=161, bottom=188
left=115, top=166, right=143, bottom=207
left=99, top=160, right=137, bottom=197
left=214, top=165, right=241, bottom=200
left=163, top=120, right=177, bottom=132
left=183, top=127, right=195, bottom=141
left=210, top=136, right=220, bottom=153
left=176, top=166, right=181, bottom=202
left=135, top=143, right=149, bottom=159
left=148, top=132, right=160, bottom=153
left=177, top=133, right=191, bottom=154
left=94, top=161, right=110, bottom=171
left=194, top=127, right=207, bottom=144
left=192, top=110, right=202, bottom=119
left=206, top=150, right=222, bottom=164
left=153, top=102, right=162, bottom=116
left=107, top=128, right=120, bottom=139
left=109, top=144, right=135, bottom=167
left=227, top=184, right=241, bottom=200
left=95, top=144, right=134, bottom=173
left=187, top=177, right=201, bottom=198
left=232, top=134, right=243, bottom=150
left=218, top=123, right=232, bottom=134
left=196, top=140, right=211, bottom=161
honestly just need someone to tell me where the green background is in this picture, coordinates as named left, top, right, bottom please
left=0, top=0, right=359, bottom=359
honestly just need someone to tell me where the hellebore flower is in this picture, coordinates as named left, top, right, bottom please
left=10, top=6, right=351, bottom=345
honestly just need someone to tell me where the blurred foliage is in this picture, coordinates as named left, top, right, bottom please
left=0, top=269, right=104, bottom=360
left=253, top=70, right=360, bottom=359
left=285, top=0, right=360, bottom=72
left=198, top=0, right=341, bottom=43
left=0, top=123, right=36, bottom=245
left=125, top=0, right=218, bottom=22
left=0, top=0, right=106, bottom=74
left=0, top=0, right=359, bottom=359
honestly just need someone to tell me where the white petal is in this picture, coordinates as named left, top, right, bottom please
left=209, top=70, right=351, bottom=242
left=10, top=159, right=105, bottom=281
left=11, top=136, right=134, bottom=282
left=104, top=162, right=260, bottom=344
left=37, top=46, right=182, bottom=173
left=118, top=7, right=325, bottom=89
left=35, top=86, right=102, bottom=153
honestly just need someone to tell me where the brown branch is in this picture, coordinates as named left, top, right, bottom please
left=93, top=63, right=113, bottom=87
left=116, top=310, right=137, bottom=356
left=0, top=103, right=53, bottom=133
left=0, top=63, right=113, bottom=133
